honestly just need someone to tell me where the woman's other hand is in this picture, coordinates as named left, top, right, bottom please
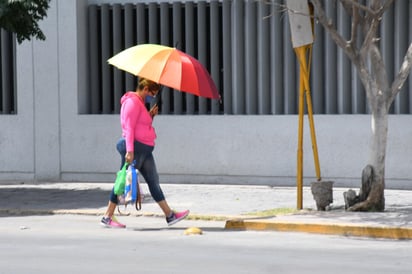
left=125, top=151, right=134, bottom=163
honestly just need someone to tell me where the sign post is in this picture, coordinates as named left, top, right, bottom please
left=287, top=0, right=321, bottom=209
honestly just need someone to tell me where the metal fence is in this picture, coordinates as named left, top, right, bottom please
left=1, top=0, right=405, bottom=116
left=0, top=29, right=16, bottom=115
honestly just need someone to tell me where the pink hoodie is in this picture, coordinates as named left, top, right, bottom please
left=120, top=92, right=156, bottom=151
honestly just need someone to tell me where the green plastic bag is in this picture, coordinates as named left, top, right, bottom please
left=113, top=163, right=128, bottom=195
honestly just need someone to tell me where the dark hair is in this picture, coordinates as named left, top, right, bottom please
left=138, top=78, right=161, bottom=92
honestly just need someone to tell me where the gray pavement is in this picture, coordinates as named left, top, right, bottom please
left=0, top=182, right=411, bottom=239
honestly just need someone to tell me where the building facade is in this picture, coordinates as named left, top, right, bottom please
left=0, top=0, right=411, bottom=188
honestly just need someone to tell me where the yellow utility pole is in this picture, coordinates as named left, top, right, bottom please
left=287, top=0, right=321, bottom=209
left=294, top=45, right=321, bottom=209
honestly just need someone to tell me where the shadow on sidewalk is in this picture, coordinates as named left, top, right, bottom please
left=0, top=187, right=113, bottom=215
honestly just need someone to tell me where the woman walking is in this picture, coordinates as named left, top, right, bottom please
left=101, top=78, right=189, bottom=228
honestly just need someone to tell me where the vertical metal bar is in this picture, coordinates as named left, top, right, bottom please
left=210, top=0, right=221, bottom=114
left=112, top=4, right=123, bottom=114
left=1, top=30, right=12, bottom=114
left=198, top=1, right=208, bottom=114
left=136, top=3, right=147, bottom=91
left=271, top=2, right=284, bottom=114
left=124, top=3, right=135, bottom=92
left=311, top=23, right=324, bottom=114
left=394, top=0, right=408, bottom=114
left=245, top=0, right=257, bottom=115
left=222, top=0, right=232, bottom=114
left=324, top=1, right=337, bottom=114
left=136, top=3, right=147, bottom=44
left=160, top=2, right=171, bottom=114
left=0, top=31, right=3, bottom=113
left=148, top=2, right=160, bottom=115
left=1, top=30, right=4, bottom=113
left=381, top=4, right=394, bottom=114
left=173, top=2, right=183, bottom=114
left=148, top=3, right=159, bottom=44
left=88, top=5, right=99, bottom=114
left=409, top=0, right=412, bottom=114
left=185, top=1, right=195, bottom=115
left=12, top=33, right=16, bottom=114
left=232, top=0, right=245, bottom=114
left=101, top=4, right=112, bottom=114
left=337, top=5, right=351, bottom=114
left=160, top=3, right=171, bottom=45
left=284, top=20, right=296, bottom=114
left=257, top=0, right=270, bottom=114
left=380, top=5, right=395, bottom=113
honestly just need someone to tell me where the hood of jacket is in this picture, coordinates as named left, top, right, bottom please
left=120, top=91, right=140, bottom=105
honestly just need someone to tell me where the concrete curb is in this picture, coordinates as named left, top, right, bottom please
left=0, top=208, right=245, bottom=222
left=2, top=208, right=411, bottom=240
left=224, top=219, right=412, bottom=240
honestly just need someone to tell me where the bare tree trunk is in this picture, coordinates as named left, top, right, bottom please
left=348, top=106, right=387, bottom=211
left=308, top=0, right=412, bottom=212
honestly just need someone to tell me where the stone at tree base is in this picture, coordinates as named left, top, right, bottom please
left=346, top=165, right=386, bottom=212
left=310, top=181, right=334, bottom=211
left=343, top=189, right=359, bottom=209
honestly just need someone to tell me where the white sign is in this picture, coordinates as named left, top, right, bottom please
left=287, top=0, right=314, bottom=48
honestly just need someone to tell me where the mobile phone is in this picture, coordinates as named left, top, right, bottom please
left=150, top=89, right=162, bottom=111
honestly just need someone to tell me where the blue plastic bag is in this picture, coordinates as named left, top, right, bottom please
left=124, top=161, right=142, bottom=210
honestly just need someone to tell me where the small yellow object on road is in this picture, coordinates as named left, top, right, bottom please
left=184, top=227, right=203, bottom=235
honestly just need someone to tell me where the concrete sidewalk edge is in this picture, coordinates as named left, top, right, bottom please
left=2, top=208, right=411, bottom=240
left=0, top=208, right=247, bottom=221
left=224, top=219, right=412, bottom=240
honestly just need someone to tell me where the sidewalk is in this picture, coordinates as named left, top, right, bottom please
left=0, top=182, right=411, bottom=239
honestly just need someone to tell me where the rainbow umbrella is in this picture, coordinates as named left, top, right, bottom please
left=108, top=44, right=220, bottom=99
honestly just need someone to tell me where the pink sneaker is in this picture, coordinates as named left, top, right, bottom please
left=166, top=210, right=190, bottom=226
left=100, top=216, right=126, bottom=228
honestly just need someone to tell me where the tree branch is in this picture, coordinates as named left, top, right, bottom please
left=340, top=0, right=354, bottom=14
left=341, top=0, right=379, bottom=15
left=359, top=16, right=380, bottom=57
left=389, top=43, right=412, bottom=104
left=359, top=0, right=393, bottom=58
left=348, top=1, right=359, bottom=50
left=310, top=0, right=356, bottom=60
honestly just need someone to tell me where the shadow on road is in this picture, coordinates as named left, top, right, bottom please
left=0, top=187, right=114, bottom=215
left=128, top=227, right=226, bottom=232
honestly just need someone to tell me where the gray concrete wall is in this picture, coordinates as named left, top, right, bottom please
left=0, top=0, right=411, bottom=189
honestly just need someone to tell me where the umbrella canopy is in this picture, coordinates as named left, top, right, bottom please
left=108, top=44, right=220, bottom=99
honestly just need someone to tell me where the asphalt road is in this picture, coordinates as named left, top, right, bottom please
left=0, top=215, right=411, bottom=274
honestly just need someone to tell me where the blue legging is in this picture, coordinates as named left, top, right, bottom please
left=109, top=138, right=165, bottom=204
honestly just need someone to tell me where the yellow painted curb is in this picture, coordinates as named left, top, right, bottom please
left=225, top=220, right=412, bottom=240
